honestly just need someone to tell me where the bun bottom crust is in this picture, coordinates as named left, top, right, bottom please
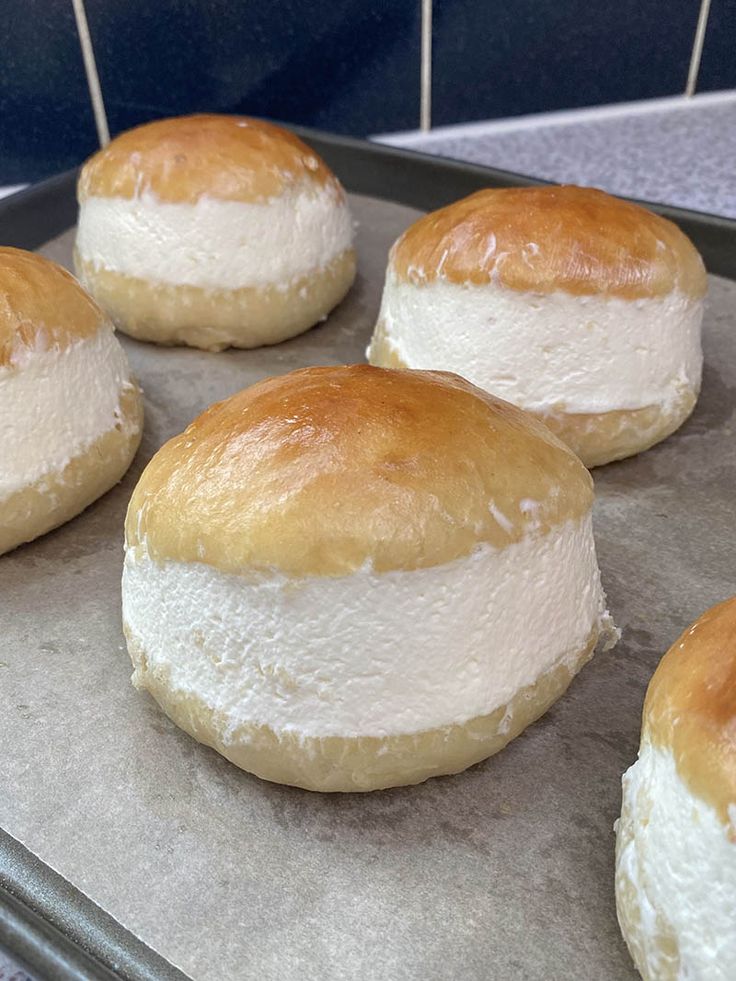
left=0, top=383, right=143, bottom=556
left=368, top=322, right=698, bottom=469
left=538, top=390, right=698, bottom=469
left=75, top=249, right=357, bottom=352
left=615, top=786, right=680, bottom=981
left=123, top=623, right=599, bottom=793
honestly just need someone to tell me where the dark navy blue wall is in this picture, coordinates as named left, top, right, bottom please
left=432, top=0, right=702, bottom=126
left=698, top=0, right=736, bottom=92
left=84, top=0, right=421, bottom=139
left=0, top=0, right=734, bottom=183
left=0, top=0, right=98, bottom=182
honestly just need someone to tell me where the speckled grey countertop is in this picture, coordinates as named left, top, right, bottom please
left=379, top=96, right=736, bottom=219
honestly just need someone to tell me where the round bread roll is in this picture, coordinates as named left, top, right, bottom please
left=616, top=597, right=736, bottom=980
left=74, top=114, right=356, bottom=351
left=0, top=248, right=143, bottom=556
left=122, top=365, right=616, bottom=792
left=368, top=185, right=706, bottom=468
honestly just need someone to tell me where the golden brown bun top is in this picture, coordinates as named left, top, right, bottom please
left=390, top=185, right=706, bottom=300
left=0, top=247, right=106, bottom=367
left=644, top=596, right=736, bottom=824
left=78, top=114, right=344, bottom=205
left=126, top=365, right=593, bottom=577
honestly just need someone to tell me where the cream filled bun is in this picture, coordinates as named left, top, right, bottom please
left=0, top=248, right=143, bottom=556
left=368, top=185, right=707, bottom=468
left=122, top=364, right=616, bottom=792
left=74, top=114, right=356, bottom=351
left=616, top=597, right=736, bottom=980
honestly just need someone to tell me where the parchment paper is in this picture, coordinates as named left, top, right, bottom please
left=1, top=193, right=735, bottom=980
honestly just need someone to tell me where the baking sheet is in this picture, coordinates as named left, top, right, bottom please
left=1, top=191, right=735, bottom=980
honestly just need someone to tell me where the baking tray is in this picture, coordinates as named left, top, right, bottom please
left=1, top=128, right=735, bottom=981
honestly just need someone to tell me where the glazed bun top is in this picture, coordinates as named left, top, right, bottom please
left=78, top=114, right=344, bottom=206
left=126, top=365, right=593, bottom=577
left=644, top=596, right=736, bottom=823
left=0, top=247, right=106, bottom=367
left=390, top=185, right=707, bottom=300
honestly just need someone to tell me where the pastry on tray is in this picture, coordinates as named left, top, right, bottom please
left=74, top=114, right=356, bottom=351
left=0, top=248, right=143, bottom=556
left=368, top=185, right=706, bottom=467
left=122, top=364, right=616, bottom=792
left=616, top=595, right=736, bottom=980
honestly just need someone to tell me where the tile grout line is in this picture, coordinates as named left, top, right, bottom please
left=71, top=0, right=110, bottom=146
left=685, top=0, right=712, bottom=97
left=420, top=0, right=432, bottom=131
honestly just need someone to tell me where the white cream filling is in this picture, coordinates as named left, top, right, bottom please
left=617, top=742, right=736, bottom=980
left=0, top=327, right=134, bottom=500
left=75, top=185, right=354, bottom=291
left=372, top=273, right=703, bottom=414
left=122, top=514, right=612, bottom=740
